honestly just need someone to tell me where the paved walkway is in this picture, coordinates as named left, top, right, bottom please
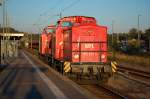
left=0, top=50, right=97, bottom=99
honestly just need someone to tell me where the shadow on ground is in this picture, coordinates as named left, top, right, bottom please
left=25, top=85, right=43, bottom=99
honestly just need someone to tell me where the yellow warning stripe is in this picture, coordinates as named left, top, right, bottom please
left=64, top=65, right=70, bottom=71
left=64, top=62, right=70, bottom=70
left=111, top=61, right=117, bottom=73
left=111, top=63, right=117, bottom=70
left=64, top=62, right=71, bottom=73
left=64, top=66, right=71, bottom=73
left=64, top=67, right=71, bottom=73
left=112, top=68, right=116, bottom=73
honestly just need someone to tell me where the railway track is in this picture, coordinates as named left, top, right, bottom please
left=67, top=65, right=150, bottom=99
left=117, top=66, right=150, bottom=78
left=117, top=65, right=150, bottom=86
left=80, top=84, right=127, bottom=99
left=69, top=76, right=128, bottom=99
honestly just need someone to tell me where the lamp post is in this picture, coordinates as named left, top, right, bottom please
left=1, top=0, right=9, bottom=64
left=112, top=20, right=114, bottom=47
left=112, top=20, right=116, bottom=60
left=0, top=0, right=6, bottom=65
left=2, top=0, right=6, bottom=62
left=137, top=14, right=141, bottom=48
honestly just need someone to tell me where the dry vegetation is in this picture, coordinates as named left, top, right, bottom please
left=109, top=52, right=150, bottom=67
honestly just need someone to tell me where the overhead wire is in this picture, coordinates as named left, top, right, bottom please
left=61, top=0, right=81, bottom=12
left=33, top=0, right=81, bottom=30
left=40, top=0, right=63, bottom=16
left=34, top=0, right=63, bottom=23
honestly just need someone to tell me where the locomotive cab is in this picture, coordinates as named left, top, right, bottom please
left=40, top=25, right=55, bottom=57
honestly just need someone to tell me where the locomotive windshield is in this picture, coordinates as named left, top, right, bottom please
left=46, top=29, right=55, bottom=33
left=61, top=21, right=73, bottom=27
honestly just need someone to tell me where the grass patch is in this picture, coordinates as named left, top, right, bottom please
left=108, top=52, right=150, bottom=67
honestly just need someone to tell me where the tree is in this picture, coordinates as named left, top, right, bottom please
left=128, top=28, right=138, bottom=39
left=119, top=33, right=128, bottom=41
left=145, top=28, right=150, bottom=38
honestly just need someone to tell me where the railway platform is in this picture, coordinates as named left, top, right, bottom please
left=0, top=50, right=98, bottom=99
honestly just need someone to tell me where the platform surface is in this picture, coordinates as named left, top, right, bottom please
left=0, top=50, right=97, bottom=99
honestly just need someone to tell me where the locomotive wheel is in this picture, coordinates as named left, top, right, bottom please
left=48, top=57, right=53, bottom=67
left=53, top=60, right=58, bottom=70
left=88, top=67, right=94, bottom=80
left=96, top=67, right=110, bottom=83
left=60, top=62, right=64, bottom=75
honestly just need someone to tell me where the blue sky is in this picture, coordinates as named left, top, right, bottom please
left=0, top=0, right=150, bottom=33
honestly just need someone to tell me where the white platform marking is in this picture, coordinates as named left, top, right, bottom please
left=22, top=52, right=68, bottom=99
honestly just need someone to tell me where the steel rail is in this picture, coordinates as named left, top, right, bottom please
left=117, top=66, right=150, bottom=79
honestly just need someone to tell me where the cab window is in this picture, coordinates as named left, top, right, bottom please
left=46, top=29, right=55, bottom=33
left=61, top=21, right=72, bottom=27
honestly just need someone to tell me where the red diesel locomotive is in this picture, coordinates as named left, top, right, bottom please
left=40, top=16, right=112, bottom=80
left=40, top=25, right=55, bottom=56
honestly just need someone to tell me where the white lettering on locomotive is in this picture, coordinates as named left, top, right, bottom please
left=83, top=53, right=95, bottom=56
left=84, top=44, right=94, bottom=48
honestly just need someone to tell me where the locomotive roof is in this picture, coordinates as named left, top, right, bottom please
left=58, top=16, right=96, bottom=22
left=62, top=16, right=95, bottom=19
left=47, top=25, right=56, bottom=29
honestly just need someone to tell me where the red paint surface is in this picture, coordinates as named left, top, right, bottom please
left=40, top=16, right=107, bottom=63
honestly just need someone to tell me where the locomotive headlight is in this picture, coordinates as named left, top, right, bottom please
left=74, top=54, right=79, bottom=59
left=101, top=54, right=105, bottom=59
left=59, top=41, right=63, bottom=45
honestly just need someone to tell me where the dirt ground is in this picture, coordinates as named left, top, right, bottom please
left=107, top=74, right=150, bottom=99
